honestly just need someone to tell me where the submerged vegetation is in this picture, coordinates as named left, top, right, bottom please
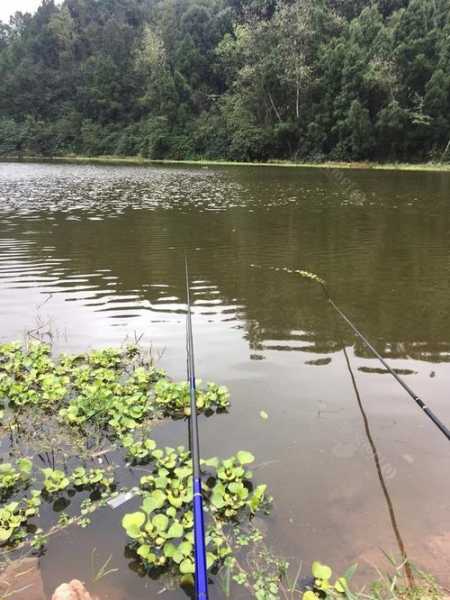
left=1, top=0, right=450, bottom=163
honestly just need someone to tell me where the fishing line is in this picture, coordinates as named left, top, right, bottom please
left=250, top=264, right=450, bottom=443
left=185, top=257, right=209, bottom=600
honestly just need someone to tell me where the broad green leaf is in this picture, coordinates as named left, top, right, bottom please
left=236, top=451, right=255, bottom=465
left=152, top=514, right=169, bottom=532
left=142, top=490, right=166, bottom=513
left=0, top=527, right=12, bottom=542
left=163, top=542, right=176, bottom=558
left=211, top=493, right=225, bottom=509
left=312, top=561, right=332, bottom=581
left=206, top=552, right=216, bottom=569
left=137, top=544, right=152, bottom=559
left=249, top=484, right=267, bottom=512
left=175, top=466, right=192, bottom=479
left=167, top=521, right=184, bottom=539
left=260, top=410, right=269, bottom=420
left=180, top=558, right=195, bottom=574
left=303, top=592, right=317, bottom=600
left=122, top=512, right=145, bottom=538
left=144, top=439, right=156, bottom=450
left=178, top=541, right=192, bottom=556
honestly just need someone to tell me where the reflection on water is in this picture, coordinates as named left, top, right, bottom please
left=0, top=162, right=449, bottom=595
left=341, top=342, right=413, bottom=587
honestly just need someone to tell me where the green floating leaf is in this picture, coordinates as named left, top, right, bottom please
left=122, top=512, right=145, bottom=538
left=312, top=561, right=332, bottom=581
left=180, top=558, right=195, bottom=574
left=0, top=527, right=13, bottom=542
left=152, top=514, right=169, bottom=532
left=142, top=490, right=166, bottom=514
left=236, top=451, right=255, bottom=465
left=167, top=521, right=184, bottom=539
left=163, top=542, right=176, bottom=558
left=178, top=541, right=192, bottom=557
left=206, top=552, right=216, bottom=569
left=137, top=544, right=153, bottom=560
left=260, top=410, right=269, bottom=420
left=17, top=458, right=32, bottom=475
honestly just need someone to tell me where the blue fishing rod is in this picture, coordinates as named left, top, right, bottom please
left=185, top=258, right=209, bottom=599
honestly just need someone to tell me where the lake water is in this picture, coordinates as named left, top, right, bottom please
left=0, top=161, right=449, bottom=597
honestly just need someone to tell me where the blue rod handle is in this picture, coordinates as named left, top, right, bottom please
left=193, top=477, right=209, bottom=599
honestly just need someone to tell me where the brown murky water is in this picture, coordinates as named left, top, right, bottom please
left=0, top=161, right=449, bottom=597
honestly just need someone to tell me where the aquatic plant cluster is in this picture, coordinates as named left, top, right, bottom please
left=0, top=342, right=275, bottom=595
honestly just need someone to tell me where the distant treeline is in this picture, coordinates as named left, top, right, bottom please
left=0, top=0, right=449, bottom=162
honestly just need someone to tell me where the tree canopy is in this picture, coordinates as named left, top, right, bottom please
left=1, top=0, right=449, bottom=162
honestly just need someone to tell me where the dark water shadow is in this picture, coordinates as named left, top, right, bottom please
left=341, top=342, right=414, bottom=587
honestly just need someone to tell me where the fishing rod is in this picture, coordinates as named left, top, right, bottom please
left=250, top=264, right=450, bottom=443
left=185, top=258, right=209, bottom=600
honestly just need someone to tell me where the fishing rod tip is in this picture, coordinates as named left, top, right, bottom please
left=294, top=269, right=326, bottom=286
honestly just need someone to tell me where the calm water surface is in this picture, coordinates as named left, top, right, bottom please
left=0, top=162, right=449, bottom=597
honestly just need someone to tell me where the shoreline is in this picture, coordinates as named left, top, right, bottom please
left=2, top=155, right=450, bottom=173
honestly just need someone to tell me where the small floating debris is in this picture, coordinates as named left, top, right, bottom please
left=107, top=490, right=137, bottom=509
left=305, top=358, right=332, bottom=366
left=250, top=353, right=265, bottom=360
left=402, top=454, right=415, bottom=464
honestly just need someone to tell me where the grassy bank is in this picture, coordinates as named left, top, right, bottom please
left=3, top=155, right=450, bottom=173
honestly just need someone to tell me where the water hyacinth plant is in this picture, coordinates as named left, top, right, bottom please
left=70, top=467, right=114, bottom=491
left=0, top=491, right=41, bottom=544
left=0, top=343, right=251, bottom=583
left=0, top=459, right=32, bottom=498
left=152, top=379, right=230, bottom=416
left=41, top=468, right=71, bottom=495
left=121, top=444, right=269, bottom=582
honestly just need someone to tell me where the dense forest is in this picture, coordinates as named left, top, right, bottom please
left=0, top=0, right=449, bottom=162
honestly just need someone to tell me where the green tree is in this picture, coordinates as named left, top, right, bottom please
left=1, top=0, right=450, bottom=161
